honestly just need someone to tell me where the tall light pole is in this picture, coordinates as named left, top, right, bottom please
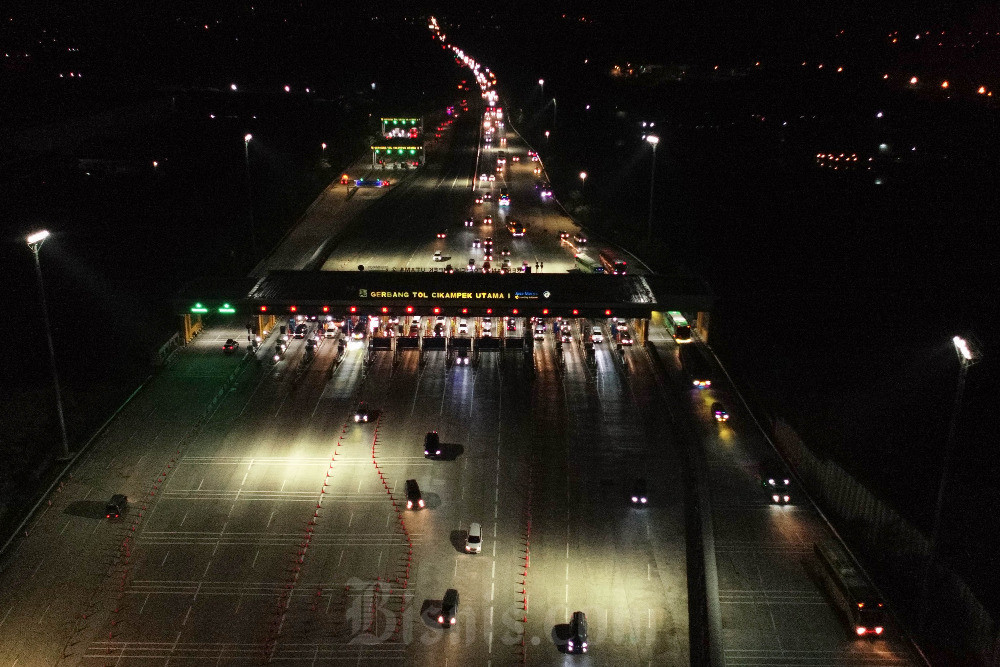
left=645, top=134, right=659, bottom=244
left=243, top=134, right=257, bottom=257
left=920, top=335, right=979, bottom=632
left=26, top=230, right=70, bottom=460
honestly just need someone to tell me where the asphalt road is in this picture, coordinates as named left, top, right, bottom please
left=0, top=96, right=919, bottom=666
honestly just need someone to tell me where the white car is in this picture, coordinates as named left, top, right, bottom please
left=481, top=317, right=493, bottom=335
left=458, top=319, right=468, bottom=335
left=465, top=522, right=482, bottom=553
left=591, top=327, right=604, bottom=343
left=434, top=251, right=443, bottom=261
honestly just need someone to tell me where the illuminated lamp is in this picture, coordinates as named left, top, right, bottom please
left=260, top=306, right=268, bottom=312
left=381, top=307, right=389, bottom=313
left=572, top=309, right=579, bottom=315
left=322, top=306, right=329, bottom=313
left=604, top=309, right=612, bottom=316
left=462, top=308, right=468, bottom=314
left=512, top=309, right=518, bottom=315
left=350, top=306, right=357, bottom=313
left=406, top=306, right=414, bottom=313
left=290, top=305, right=297, bottom=312
left=542, top=308, right=549, bottom=315
left=433, top=307, right=441, bottom=314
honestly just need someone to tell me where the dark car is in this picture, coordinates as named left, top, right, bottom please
left=105, top=494, right=127, bottom=519
left=758, top=463, right=791, bottom=504
left=568, top=611, right=588, bottom=653
left=294, top=323, right=308, bottom=339
left=405, top=479, right=425, bottom=509
left=712, top=402, right=729, bottom=422
left=629, top=478, right=648, bottom=506
left=354, top=402, right=371, bottom=423
left=424, top=431, right=442, bottom=457
left=438, top=589, right=459, bottom=627
left=222, top=338, right=240, bottom=354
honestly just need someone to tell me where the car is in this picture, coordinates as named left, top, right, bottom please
left=464, top=217, right=474, bottom=226
left=574, top=233, right=588, bottom=244
left=305, top=338, right=319, bottom=356
left=444, top=264, right=455, bottom=274
left=712, top=402, right=729, bottom=422
left=559, top=231, right=570, bottom=240
left=500, top=247, right=510, bottom=256
left=506, top=319, right=516, bottom=332
left=437, top=231, right=447, bottom=238
left=472, top=239, right=481, bottom=249
left=501, top=258, right=511, bottom=271
left=405, top=479, right=425, bottom=509
left=522, top=260, right=531, bottom=272
left=433, top=251, right=443, bottom=262
left=561, top=331, right=572, bottom=343
left=630, top=478, right=648, bottom=505
left=618, top=329, right=633, bottom=345
left=424, top=431, right=442, bottom=457
left=758, top=463, right=791, bottom=504
left=531, top=154, right=540, bottom=162
left=567, top=611, right=588, bottom=654
left=465, top=523, right=483, bottom=553
left=591, top=327, right=604, bottom=343
left=458, top=319, right=468, bottom=335
left=483, top=237, right=493, bottom=246
left=105, top=494, right=127, bottom=519
left=474, top=196, right=483, bottom=205
left=479, top=173, right=489, bottom=181
left=324, top=323, right=338, bottom=338
left=481, top=317, right=493, bottom=332
left=294, top=323, right=308, bottom=338
left=527, top=150, right=536, bottom=157
left=434, top=322, right=445, bottom=337
left=482, top=192, right=493, bottom=201
left=539, top=183, right=552, bottom=198
left=354, top=402, right=371, bottom=423
left=533, top=324, right=545, bottom=340
left=467, top=259, right=476, bottom=272
left=455, top=348, right=470, bottom=365
left=488, top=174, right=496, bottom=181
left=483, top=215, right=493, bottom=225
left=511, top=155, right=520, bottom=162
left=223, top=338, right=240, bottom=354
left=409, top=323, right=420, bottom=337
left=438, top=589, right=459, bottom=627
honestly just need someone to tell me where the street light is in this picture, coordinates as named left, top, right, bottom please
left=552, top=97, right=557, bottom=130
left=579, top=171, right=587, bottom=190
left=26, top=230, right=71, bottom=460
left=243, top=134, right=257, bottom=257
left=538, top=79, right=544, bottom=100
left=919, top=334, right=980, bottom=632
left=645, top=134, right=660, bottom=244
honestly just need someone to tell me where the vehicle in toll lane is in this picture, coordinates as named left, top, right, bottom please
left=561, top=330, right=572, bottom=344
left=501, top=258, right=511, bottom=272
left=458, top=319, right=468, bottom=335
left=465, top=523, right=483, bottom=553
left=481, top=317, right=493, bottom=336
left=533, top=321, right=545, bottom=339
left=437, top=231, right=447, bottom=238
left=500, top=247, right=510, bottom=256
left=438, top=589, right=459, bottom=627
left=467, top=258, right=476, bottom=272
left=483, top=215, right=493, bottom=225
left=354, top=402, right=372, bottom=423
left=294, top=323, right=308, bottom=339
left=424, top=431, right=442, bottom=458
left=434, top=251, right=443, bottom=262
left=105, top=494, right=127, bottom=519
left=472, top=238, right=481, bottom=249
left=506, top=318, right=517, bottom=332
left=574, top=233, right=588, bottom=244
left=445, top=264, right=455, bottom=274
left=482, top=192, right=493, bottom=201
left=223, top=338, right=240, bottom=354
left=507, top=221, right=526, bottom=237
left=679, top=344, right=712, bottom=388
left=567, top=611, right=588, bottom=653
left=629, top=478, right=648, bottom=506
left=591, top=327, right=604, bottom=343
left=464, top=217, right=475, bottom=227
left=474, top=196, right=483, bottom=205
left=455, top=348, right=470, bottom=365
left=813, top=540, right=886, bottom=637
left=405, top=479, right=425, bottom=509
left=712, top=402, right=729, bottom=422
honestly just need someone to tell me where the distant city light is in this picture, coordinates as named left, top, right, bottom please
left=244, top=133, right=252, bottom=142
left=978, top=86, right=987, bottom=94
left=230, top=83, right=237, bottom=91
left=941, top=81, right=949, bottom=89
left=284, top=85, right=290, bottom=92
left=909, top=76, right=918, bottom=85
left=876, top=111, right=883, bottom=118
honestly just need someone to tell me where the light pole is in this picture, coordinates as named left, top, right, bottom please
left=645, top=134, right=659, bottom=244
left=538, top=78, right=544, bottom=101
left=243, top=134, right=257, bottom=257
left=579, top=171, right=587, bottom=191
left=920, top=335, right=979, bottom=632
left=26, top=230, right=71, bottom=460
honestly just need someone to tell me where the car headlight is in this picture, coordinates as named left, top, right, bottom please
left=438, top=615, right=444, bottom=623
left=631, top=496, right=638, bottom=503
left=407, top=500, right=413, bottom=509
left=568, top=641, right=573, bottom=650
left=418, top=499, right=425, bottom=507
left=773, top=494, right=780, bottom=503
left=354, top=415, right=360, bottom=422
left=641, top=497, right=647, bottom=503
left=450, top=617, right=456, bottom=625
left=783, top=495, right=790, bottom=502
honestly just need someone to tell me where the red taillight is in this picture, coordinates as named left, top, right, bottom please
left=856, top=627, right=866, bottom=636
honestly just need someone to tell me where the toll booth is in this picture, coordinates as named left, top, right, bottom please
left=373, top=118, right=425, bottom=169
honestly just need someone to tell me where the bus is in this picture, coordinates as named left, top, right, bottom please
left=507, top=220, right=525, bottom=237
left=665, top=311, right=693, bottom=343
left=813, top=541, right=886, bottom=637
left=679, top=345, right=711, bottom=389
left=575, top=253, right=605, bottom=274
left=599, top=249, right=627, bottom=275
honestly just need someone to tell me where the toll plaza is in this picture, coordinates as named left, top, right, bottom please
left=175, top=270, right=713, bottom=368
left=373, top=117, right=425, bottom=169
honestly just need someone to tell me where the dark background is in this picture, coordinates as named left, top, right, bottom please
left=2, top=0, right=998, bottom=654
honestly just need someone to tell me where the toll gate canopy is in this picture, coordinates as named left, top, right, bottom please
left=175, top=270, right=712, bottom=319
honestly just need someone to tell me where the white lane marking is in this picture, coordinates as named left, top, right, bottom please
left=30, top=560, right=43, bottom=579
left=267, top=510, right=276, bottom=528
left=357, top=479, right=363, bottom=493
left=197, top=478, right=203, bottom=490
left=648, top=608, right=653, bottom=629
left=490, top=581, right=495, bottom=601
left=454, top=560, right=458, bottom=578
left=337, top=550, right=344, bottom=567
left=0, top=605, right=13, bottom=630
left=280, top=479, right=286, bottom=492
left=488, top=606, right=494, bottom=654
left=139, top=592, right=150, bottom=615
left=59, top=521, right=69, bottom=535
left=182, top=605, right=192, bottom=625
left=251, top=550, right=259, bottom=569
left=348, top=511, right=354, bottom=528
left=377, top=551, right=382, bottom=569
left=492, top=561, right=496, bottom=578
left=161, top=552, right=169, bottom=567
left=235, top=595, right=243, bottom=615
left=648, top=563, right=652, bottom=581
left=91, top=522, right=101, bottom=536
left=180, top=511, right=188, bottom=527
left=36, top=603, right=50, bottom=624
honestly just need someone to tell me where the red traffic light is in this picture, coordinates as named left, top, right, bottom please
left=350, top=306, right=357, bottom=313
left=406, top=306, right=414, bottom=313
left=433, top=307, right=441, bottom=314
left=290, top=305, right=297, bottom=312
left=486, top=308, right=492, bottom=314
left=322, top=306, right=329, bottom=313
left=605, top=309, right=612, bottom=316
left=512, top=308, right=518, bottom=315
left=542, top=308, right=549, bottom=315
left=572, top=309, right=579, bottom=316
left=381, top=307, right=389, bottom=314
left=260, top=305, right=267, bottom=312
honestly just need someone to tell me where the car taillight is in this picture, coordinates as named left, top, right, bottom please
left=631, top=496, right=638, bottom=503
left=773, top=495, right=781, bottom=503
left=418, top=499, right=425, bottom=508
left=641, top=497, right=647, bottom=503
left=438, top=615, right=444, bottom=623
left=407, top=500, right=413, bottom=509
left=450, top=616, right=456, bottom=624
left=856, top=626, right=867, bottom=636
left=783, top=495, right=790, bottom=502
left=875, top=626, right=884, bottom=635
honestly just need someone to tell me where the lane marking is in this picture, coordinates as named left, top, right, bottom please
left=139, top=592, right=150, bottom=615
left=252, top=550, right=259, bottom=569
left=161, top=552, right=169, bottom=567
left=182, top=605, right=191, bottom=625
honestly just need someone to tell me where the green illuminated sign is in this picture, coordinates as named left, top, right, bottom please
left=191, top=303, right=209, bottom=314
left=218, top=303, right=236, bottom=314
